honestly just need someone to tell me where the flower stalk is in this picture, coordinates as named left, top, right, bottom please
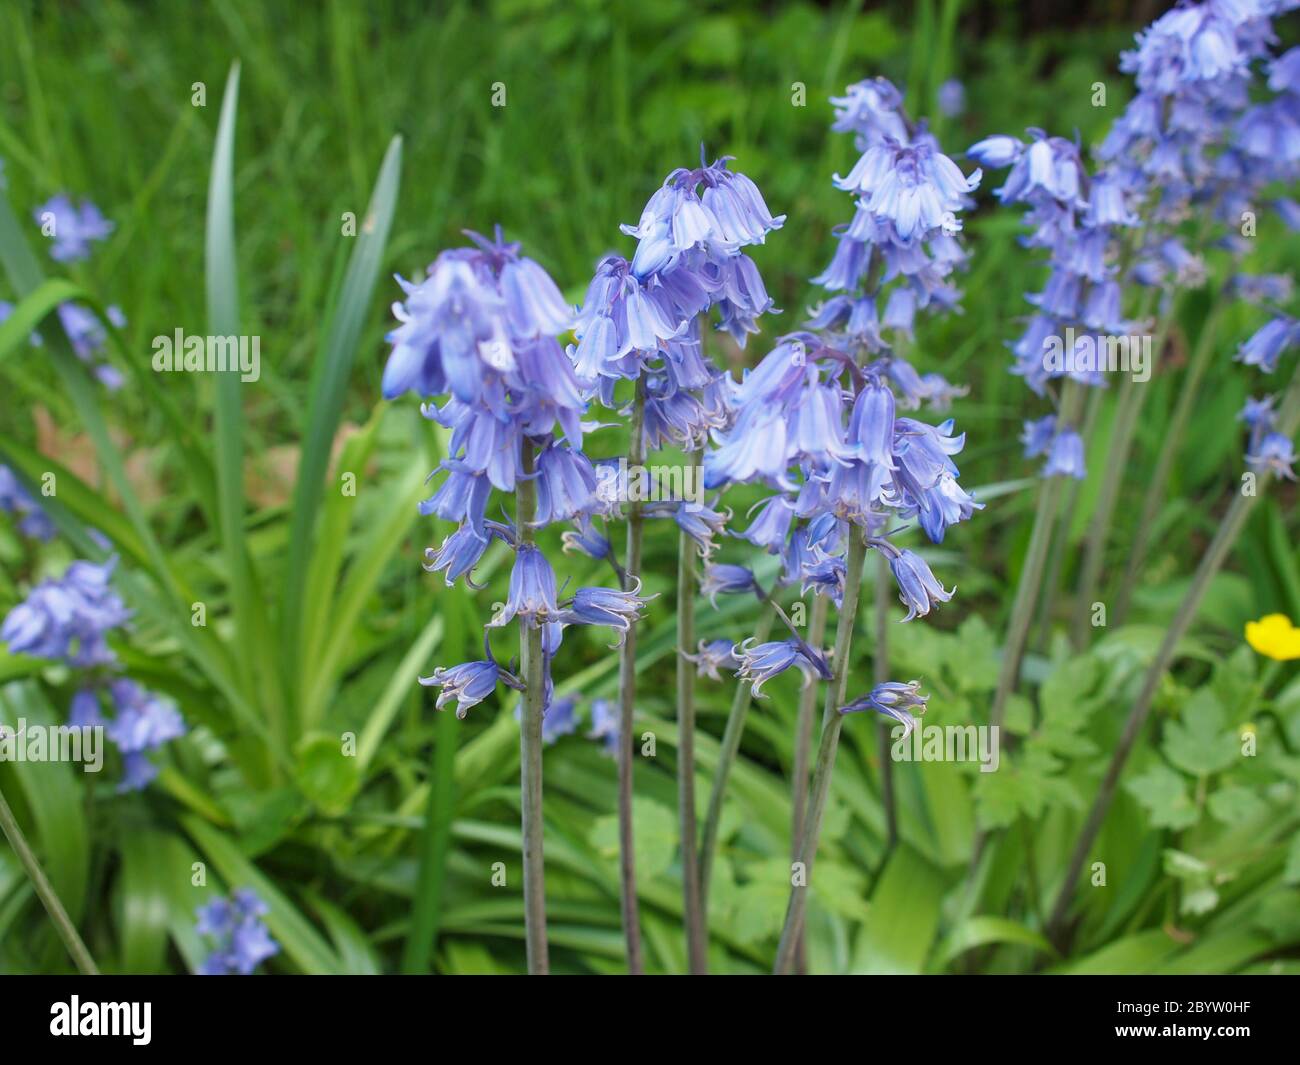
left=873, top=550, right=897, bottom=848
left=699, top=599, right=777, bottom=917
left=615, top=378, right=647, bottom=974
left=991, top=380, right=1085, bottom=729
left=676, top=450, right=706, bottom=974
left=0, top=781, right=98, bottom=974
left=790, top=591, right=828, bottom=973
left=516, top=438, right=549, bottom=975
left=773, top=533, right=867, bottom=974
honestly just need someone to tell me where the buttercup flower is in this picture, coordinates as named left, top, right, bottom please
left=1244, top=613, right=1300, bottom=661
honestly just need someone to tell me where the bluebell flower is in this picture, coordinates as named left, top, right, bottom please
left=1, top=557, right=130, bottom=667
left=830, top=77, right=910, bottom=147
left=34, top=195, right=113, bottom=262
left=1042, top=427, right=1086, bottom=479
left=489, top=545, right=558, bottom=629
left=683, top=639, right=739, bottom=681
left=0, top=465, right=56, bottom=541
left=105, top=680, right=185, bottom=750
left=736, top=495, right=796, bottom=553
left=531, top=443, right=598, bottom=526
left=68, top=688, right=103, bottom=729
left=937, top=79, right=966, bottom=119
left=424, top=524, right=491, bottom=586
left=587, top=697, right=619, bottom=756
left=196, top=897, right=234, bottom=937
left=419, top=659, right=505, bottom=718
left=515, top=693, right=579, bottom=744
left=620, top=154, right=785, bottom=278
left=1246, top=431, right=1297, bottom=480
left=1021, top=414, right=1058, bottom=459
left=733, top=638, right=823, bottom=697
left=561, top=581, right=653, bottom=643
left=840, top=679, right=929, bottom=738
left=886, top=548, right=954, bottom=622
left=834, top=139, right=980, bottom=240
left=699, top=563, right=759, bottom=607
left=560, top=516, right=613, bottom=562
left=1236, top=316, right=1297, bottom=373
left=196, top=889, right=280, bottom=976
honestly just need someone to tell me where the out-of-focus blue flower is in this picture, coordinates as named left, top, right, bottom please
left=683, top=638, right=739, bottom=681
left=0, top=464, right=56, bottom=541
left=588, top=697, right=619, bottom=756
left=1236, top=316, right=1297, bottom=373
left=840, top=679, right=929, bottom=738
left=196, top=889, right=279, bottom=976
left=1042, top=427, right=1086, bottom=479
left=34, top=195, right=113, bottom=262
left=937, top=79, right=966, bottom=118
left=1247, top=431, right=1297, bottom=480
left=1020, top=415, right=1058, bottom=459
left=515, top=693, right=579, bottom=744
left=1, top=557, right=130, bottom=667
left=57, top=303, right=125, bottom=390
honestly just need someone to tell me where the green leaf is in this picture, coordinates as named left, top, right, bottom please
left=282, top=135, right=403, bottom=691
left=589, top=799, right=677, bottom=880
left=852, top=844, right=945, bottom=974
left=954, top=615, right=1000, bottom=692
left=293, top=733, right=361, bottom=817
left=1162, top=689, right=1237, bottom=776
left=0, top=277, right=79, bottom=365
left=935, top=915, right=1056, bottom=968
left=1126, top=764, right=1199, bottom=830
left=204, top=60, right=281, bottom=733
left=1207, top=785, right=1267, bottom=826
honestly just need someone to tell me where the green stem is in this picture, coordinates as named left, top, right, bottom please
left=1046, top=366, right=1300, bottom=943
left=791, top=592, right=829, bottom=975
left=1115, top=300, right=1225, bottom=625
left=517, top=438, right=548, bottom=974
left=0, top=782, right=97, bottom=974
left=773, top=534, right=867, bottom=974
left=873, top=550, right=897, bottom=848
left=1072, top=307, right=1175, bottom=647
left=990, top=381, right=1084, bottom=729
left=1032, top=385, right=1102, bottom=652
left=677, top=450, right=706, bottom=974
left=615, top=378, right=646, bottom=973
left=699, top=600, right=777, bottom=917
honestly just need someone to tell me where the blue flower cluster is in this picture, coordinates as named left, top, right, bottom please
left=971, top=0, right=1300, bottom=477
left=686, top=79, right=976, bottom=724
left=0, top=465, right=56, bottom=541
left=195, top=889, right=280, bottom=975
left=382, top=227, right=653, bottom=722
left=566, top=152, right=785, bottom=557
left=0, top=192, right=124, bottom=389
left=0, top=558, right=185, bottom=790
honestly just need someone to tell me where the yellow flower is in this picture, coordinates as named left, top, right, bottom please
left=1244, top=613, right=1300, bottom=661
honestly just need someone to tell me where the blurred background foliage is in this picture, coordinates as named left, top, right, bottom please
left=0, top=0, right=1297, bottom=974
